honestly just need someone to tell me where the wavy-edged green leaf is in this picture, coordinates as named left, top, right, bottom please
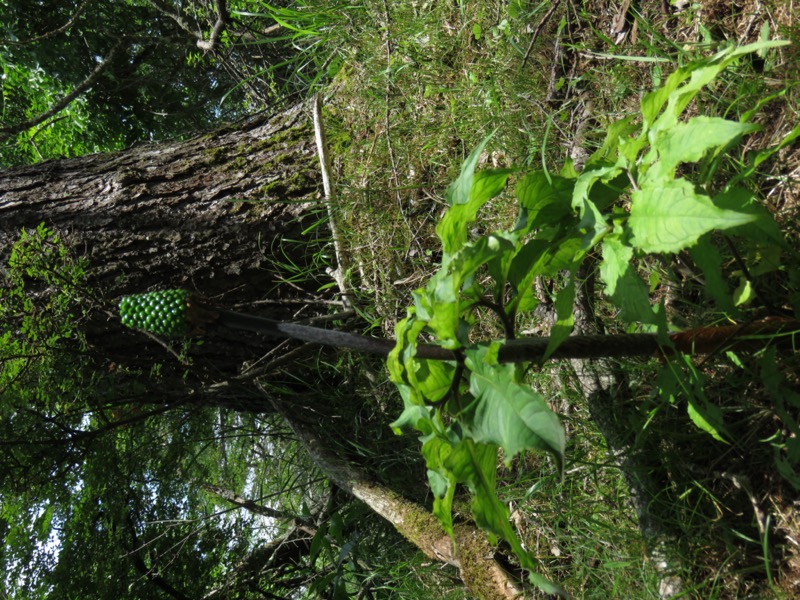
left=389, top=315, right=437, bottom=432
left=389, top=400, right=432, bottom=434
left=515, top=171, right=574, bottom=234
left=387, top=314, right=425, bottom=387
left=600, top=233, right=660, bottom=324
left=416, top=234, right=517, bottom=347
left=629, top=178, right=757, bottom=253
left=411, top=359, right=457, bottom=404
left=444, top=438, right=567, bottom=597
left=437, top=168, right=513, bottom=256
left=422, top=435, right=457, bottom=536
left=436, top=132, right=514, bottom=254
left=462, top=347, right=565, bottom=469
left=647, top=117, right=759, bottom=182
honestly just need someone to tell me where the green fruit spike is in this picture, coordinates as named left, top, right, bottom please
left=119, top=289, right=190, bottom=336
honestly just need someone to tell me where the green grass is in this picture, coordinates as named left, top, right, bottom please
left=243, top=0, right=800, bottom=596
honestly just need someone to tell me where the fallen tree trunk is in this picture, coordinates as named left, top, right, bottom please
left=267, top=392, right=526, bottom=600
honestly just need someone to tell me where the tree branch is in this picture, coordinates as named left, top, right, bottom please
left=0, top=41, right=125, bottom=141
left=199, top=482, right=299, bottom=521
left=146, top=0, right=204, bottom=40
left=125, top=514, right=191, bottom=600
left=264, top=390, right=526, bottom=599
left=196, top=0, right=230, bottom=52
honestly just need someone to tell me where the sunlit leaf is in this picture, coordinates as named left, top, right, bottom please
left=647, top=117, right=759, bottom=181
left=687, top=397, right=728, bottom=443
left=443, top=438, right=567, bottom=596
left=515, top=171, right=573, bottom=233
left=630, top=178, right=757, bottom=253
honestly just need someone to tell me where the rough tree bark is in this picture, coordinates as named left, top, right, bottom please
left=1, top=104, right=322, bottom=410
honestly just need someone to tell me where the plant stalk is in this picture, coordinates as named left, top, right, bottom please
left=213, top=307, right=799, bottom=363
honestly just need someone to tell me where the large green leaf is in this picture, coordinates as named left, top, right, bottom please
left=389, top=315, right=438, bottom=433
left=600, top=233, right=660, bottom=324
left=437, top=133, right=513, bottom=254
left=444, top=438, right=567, bottom=596
left=411, top=359, right=456, bottom=403
left=629, top=178, right=757, bottom=253
left=515, top=171, right=574, bottom=233
left=647, top=116, right=759, bottom=182
left=462, top=347, right=565, bottom=470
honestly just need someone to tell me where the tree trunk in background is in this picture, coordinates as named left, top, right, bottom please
left=0, top=104, right=324, bottom=410
left=569, top=270, right=683, bottom=598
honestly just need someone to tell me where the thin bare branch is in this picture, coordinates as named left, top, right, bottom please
left=521, top=0, right=561, bottom=68
left=196, top=0, right=230, bottom=52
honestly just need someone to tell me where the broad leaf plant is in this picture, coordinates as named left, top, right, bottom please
left=387, top=41, right=798, bottom=594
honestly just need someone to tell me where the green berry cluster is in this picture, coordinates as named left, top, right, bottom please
left=119, top=289, right=190, bottom=336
